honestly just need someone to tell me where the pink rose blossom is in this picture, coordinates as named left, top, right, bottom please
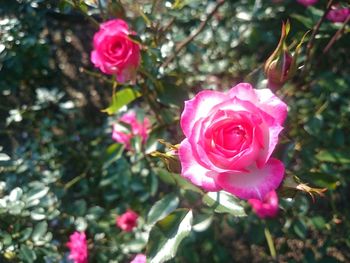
left=326, top=6, right=350, bottom=23
left=66, top=232, right=88, bottom=263
left=91, top=19, right=141, bottom=83
left=178, top=83, right=287, bottom=200
left=297, top=0, right=318, bottom=7
left=112, top=111, right=150, bottom=150
left=130, top=254, right=147, bottom=263
left=116, top=209, right=139, bottom=232
left=248, top=190, right=279, bottom=219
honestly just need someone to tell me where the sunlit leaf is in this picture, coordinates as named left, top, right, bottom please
left=147, top=209, right=193, bottom=263
left=203, top=191, right=246, bottom=217
left=147, top=193, right=179, bottom=226
left=102, top=88, right=141, bottom=115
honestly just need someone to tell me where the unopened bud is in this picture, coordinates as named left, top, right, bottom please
left=264, top=21, right=307, bottom=90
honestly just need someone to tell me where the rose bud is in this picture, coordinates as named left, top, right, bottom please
left=264, top=21, right=305, bottom=90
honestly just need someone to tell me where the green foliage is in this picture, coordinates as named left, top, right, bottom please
left=1, top=0, right=350, bottom=262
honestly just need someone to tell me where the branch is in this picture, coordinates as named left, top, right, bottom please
left=303, top=0, right=334, bottom=74
left=160, top=0, right=226, bottom=69
left=323, top=14, right=350, bottom=54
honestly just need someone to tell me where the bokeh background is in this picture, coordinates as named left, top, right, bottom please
left=0, top=0, right=349, bottom=262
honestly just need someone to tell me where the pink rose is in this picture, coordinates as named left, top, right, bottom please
left=178, top=83, right=287, bottom=200
left=112, top=111, right=150, bottom=150
left=326, top=6, right=350, bottom=23
left=91, top=19, right=141, bottom=83
left=248, top=190, right=279, bottom=219
left=116, top=209, right=139, bottom=232
left=66, top=232, right=88, bottom=263
left=130, top=254, right=147, bottom=263
left=297, top=0, right=318, bottom=7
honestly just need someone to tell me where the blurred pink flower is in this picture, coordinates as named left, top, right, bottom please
left=130, top=254, right=147, bottom=263
left=116, top=209, right=139, bottom=232
left=66, top=232, right=88, bottom=263
left=297, top=0, right=318, bottom=7
left=326, top=6, right=350, bottom=23
left=112, top=111, right=150, bottom=150
left=248, top=190, right=279, bottom=219
left=178, top=83, right=286, bottom=200
left=91, top=19, right=141, bottom=83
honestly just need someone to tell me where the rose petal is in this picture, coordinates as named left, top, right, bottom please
left=179, top=139, right=222, bottom=191
left=181, top=90, right=227, bottom=138
left=216, top=158, right=284, bottom=200
left=228, top=83, right=287, bottom=125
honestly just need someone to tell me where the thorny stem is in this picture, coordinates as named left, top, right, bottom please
left=79, top=67, right=114, bottom=84
left=303, top=0, right=334, bottom=75
left=160, top=0, right=226, bottom=69
left=323, top=14, right=350, bottom=54
left=112, top=78, right=118, bottom=105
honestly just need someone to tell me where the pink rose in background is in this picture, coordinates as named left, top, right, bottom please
left=112, top=111, right=150, bottom=150
left=178, top=83, right=287, bottom=200
left=66, top=232, right=88, bottom=263
left=130, top=254, right=147, bottom=263
left=297, top=0, right=318, bottom=7
left=91, top=19, right=141, bottom=83
left=116, top=209, right=139, bottom=232
left=326, top=6, right=350, bottom=23
left=248, top=190, right=279, bottom=218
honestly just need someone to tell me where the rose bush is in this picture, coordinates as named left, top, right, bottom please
left=91, top=19, right=140, bottom=83
left=179, top=83, right=287, bottom=200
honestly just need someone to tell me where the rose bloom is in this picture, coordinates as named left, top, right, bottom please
left=91, top=19, right=141, bottom=83
left=178, top=83, right=287, bottom=200
left=130, top=254, right=147, bottom=263
left=66, top=232, right=88, bottom=263
left=112, top=111, right=150, bottom=150
left=326, top=6, right=350, bottom=23
left=297, top=0, right=318, bottom=7
left=116, top=209, right=139, bottom=232
left=248, top=190, right=279, bottom=219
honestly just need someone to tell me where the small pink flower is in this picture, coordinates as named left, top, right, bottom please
left=66, top=232, right=88, bottom=263
left=178, top=83, right=287, bottom=200
left=248, top=190, right=279, bottom=219
left=297, top=0, right=318, bottom=7
left=130, top=254, right=147, bottom=263
left=116, top=210, right=139, bottom=232
left=91, top=19, right=141, bottom=83
left=112, top=111, right=150, bottom=150
left=326, top=6, right=350, bottom=23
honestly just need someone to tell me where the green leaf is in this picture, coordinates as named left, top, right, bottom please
left=0, top=153, right=10, bottom=161
left=147, top=193, right=180, bottom=226
left=31, top=221, right=47, bottom=243
left=103, top=143, right=124, bottom=169
left=147, top=209, right=193, bottom=263
left=102, top=88, right=141, bottom=115
left=316, top=150, right=350, bottom=164
left=19, top=228, right=33, bottom=242
left=26, top=186, right=49, bottom=204
left=19, top=244, right=36, bottom=263
left=293, top=219, right=307, bottom=239
left=154, top=169, right=203, bottom=194
left=192, top=213, right=213, bottom=232
left=202, top=191, right=246, bottom=217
